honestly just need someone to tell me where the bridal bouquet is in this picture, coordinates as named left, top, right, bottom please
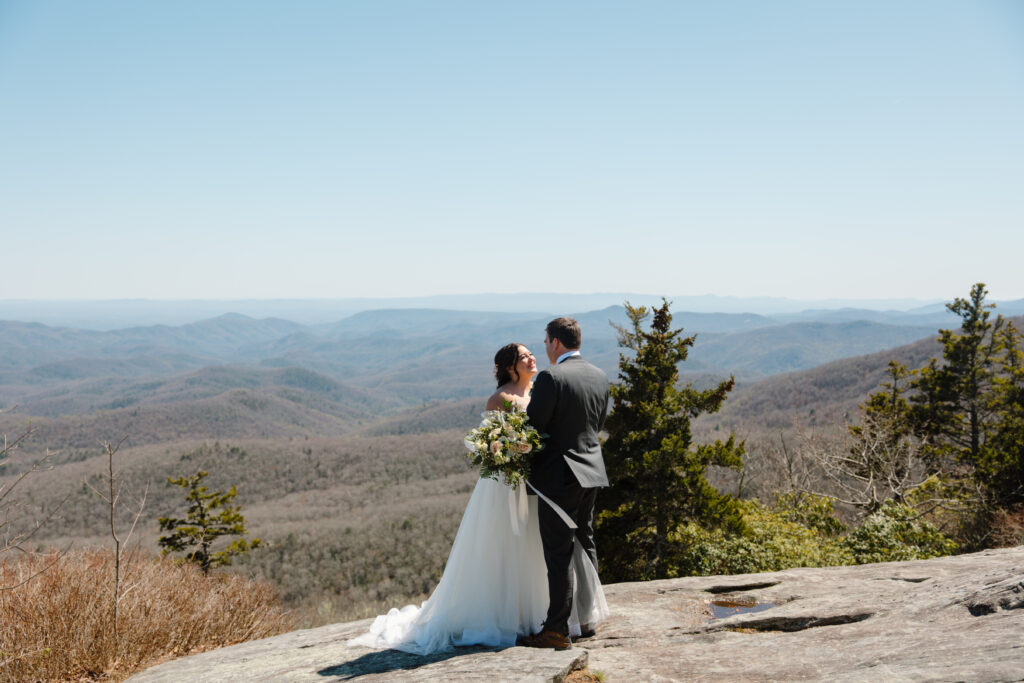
left=463, top=402, right=543, bottom=488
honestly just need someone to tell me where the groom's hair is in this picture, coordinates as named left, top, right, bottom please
left=546, top=317, right=581, bottom=349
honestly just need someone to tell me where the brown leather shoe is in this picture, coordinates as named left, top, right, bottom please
left=519, top=629, right=572, bottom=650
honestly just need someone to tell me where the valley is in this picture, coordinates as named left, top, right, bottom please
left=3, top=302, right=1015, bottom=625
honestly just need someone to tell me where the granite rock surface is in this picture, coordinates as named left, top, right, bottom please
left=128, top=546, right=1024, bottom=682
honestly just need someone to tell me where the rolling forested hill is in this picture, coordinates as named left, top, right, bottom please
left=1, top=305, right=939, bottom=416
left=700, top=333, right=942, bottom=431
left=5, top=304, right=1014, bottom=626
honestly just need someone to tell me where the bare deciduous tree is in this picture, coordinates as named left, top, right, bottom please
left=823, top=417, right=922, bottom=508
left=84, top=437, right=148, bottom=641
left=804, top=413, right=952, bottom=519
left=1, top=408, right=66, bottom=590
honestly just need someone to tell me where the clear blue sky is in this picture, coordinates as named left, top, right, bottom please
left=1, top=1, right=1022, bottom=301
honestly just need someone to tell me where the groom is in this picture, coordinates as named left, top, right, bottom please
left=521, top=317, right=610, bottom=650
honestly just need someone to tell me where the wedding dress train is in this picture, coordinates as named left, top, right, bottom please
left=347, top=477, right=609, bottom=655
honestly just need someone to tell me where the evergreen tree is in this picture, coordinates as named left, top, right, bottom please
left=596, top=300, right=745, bottom=581
left=857, top=361, right=915, bottom=438
left=977, top=321, right=1024, bottom=507
left=158, top=471, right=261, bottom=573
left=911, top=283, right=1006, bottom=469
left=860, top=283, right=1024, bottom=544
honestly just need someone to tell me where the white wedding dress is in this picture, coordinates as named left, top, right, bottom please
left=347, top=476, right=609, bottom=655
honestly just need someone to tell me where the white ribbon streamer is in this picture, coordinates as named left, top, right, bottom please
left=506, top=482, right=579, bottom=533
left=525, top=481, right=578, bottom=530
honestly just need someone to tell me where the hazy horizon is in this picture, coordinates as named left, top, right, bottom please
left=6, top=289, right=1021, bottom=330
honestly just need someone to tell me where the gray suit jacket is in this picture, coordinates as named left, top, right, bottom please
left=526, top=355, right=610, bottom=497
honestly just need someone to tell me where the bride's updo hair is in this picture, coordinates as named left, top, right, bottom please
left=494, top=343, right=524, bottom=388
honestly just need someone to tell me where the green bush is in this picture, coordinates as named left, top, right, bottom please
left=772, top=492, right=846, bottom=538
left=668, top=498, right=852, bottom=576
left=656, top=494, right=958, bottom=578
left=842, top=501, right=958, bottom=564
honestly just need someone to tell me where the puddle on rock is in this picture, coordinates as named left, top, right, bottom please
left=710, top=598, right=778, bottom=620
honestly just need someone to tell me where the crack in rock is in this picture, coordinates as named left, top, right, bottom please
left=962, top=578, right=1024, bottom=616
left=707, top=612, right=874, bottom=633
left=702, top=581, right=781, bottom=594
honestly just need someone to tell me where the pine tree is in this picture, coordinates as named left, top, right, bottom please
left=977, top=320, right=1024, bottom=507
left=596, top=300, right=745, bottom=581
left=872, top=283, right=1024, bottom=542
left=911, top=283, right=1006, bottom=469
left=857, top=361, right=915, bottom=437
left=158, top=471, right=261, bottom=573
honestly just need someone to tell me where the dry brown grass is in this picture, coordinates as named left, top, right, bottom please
left=0, top=547, right=294, bottom=682
left=990, top=506, right=1024, bottom=548
left=565, top=667, right=606, bottom=682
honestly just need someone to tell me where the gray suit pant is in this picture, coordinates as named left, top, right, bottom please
left=537, top=467, right=599, bottom=635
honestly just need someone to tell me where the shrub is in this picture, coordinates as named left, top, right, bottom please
left=0, top=547, right=293, bottom=682
left=842, top=501, right=958, bottom=564
left=772, top=492, right=846, bottom=537
left=668, top=499, right=853, bottom=577
left=663, top=494, right=958, bottom=577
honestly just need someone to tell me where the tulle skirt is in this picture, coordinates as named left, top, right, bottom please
left=347, top=477, right=608, bottom=655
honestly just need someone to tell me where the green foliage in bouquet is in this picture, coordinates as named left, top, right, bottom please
left=463, top=402, right=543, bottom=488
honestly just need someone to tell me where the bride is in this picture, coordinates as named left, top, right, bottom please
left=348, top=343, right=608, bottom=655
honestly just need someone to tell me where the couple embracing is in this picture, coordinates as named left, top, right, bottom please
left=350, top=317, right=610, bottom=654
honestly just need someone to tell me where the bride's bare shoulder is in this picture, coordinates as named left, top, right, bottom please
left=485, top=390, right=512, bottom=411
left=486, top=385, right=532, bottom=411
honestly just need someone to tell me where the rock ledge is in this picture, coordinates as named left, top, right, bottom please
left=129, top=547, right=1024, bottom=682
